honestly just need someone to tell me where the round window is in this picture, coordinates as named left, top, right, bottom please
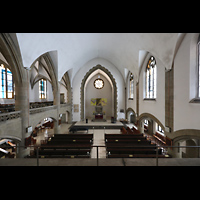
left=94, top=78, right=104, bottom=89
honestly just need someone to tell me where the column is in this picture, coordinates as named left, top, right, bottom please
left=53, top=83, right=61, bottom=134
left=15, top=69, right=29, bottom=158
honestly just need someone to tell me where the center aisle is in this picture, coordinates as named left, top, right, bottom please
left=89, top=129, right=121, bottom=158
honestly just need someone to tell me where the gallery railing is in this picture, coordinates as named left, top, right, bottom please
left=0, top=111, right=21, bottom=122
left=0, top=145, right=200, bottom=166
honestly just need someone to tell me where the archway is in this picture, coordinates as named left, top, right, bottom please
left=138, top=113, right=165, bottom=135
left=172, top=130, right=200, bottom=158
left=0, top=33, right=28, bottom=149
left=80, top=64, right=117, bottom=121
left=126, top=108, right=136, bottom=124
left=31, top=117, right=57, bottom=144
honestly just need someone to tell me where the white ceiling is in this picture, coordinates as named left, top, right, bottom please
left=16, top=33, right=180, bottom=81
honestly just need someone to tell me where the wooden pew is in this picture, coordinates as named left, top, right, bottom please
left=69, top=127, right=89, bottom=133
left=107, top=154, right=169, bottom=158
left=38, top=149, right=90, bottom=156
left=131, top=126, right=141, bottom=134
left=50, top=137, right=92, bottom=144
left=106, top=141, right=152, bottom=148
left=104, top=131, right=171, bottom=158
left=40, top=144, right=91, bottom=150
left=105, top=133, right=144, bottom=139
left=30, top=133, right=94, bottom=158
left=121, top=127, right=127, bottom=134
left=106, top=144, right=157, bottom=150
left=153, top=132, right=172, bottom=147
left=106, top=138, right=147, bottom=143
left=53, top=134, right=93, bottom=140
left=107, top=148, right=162, bottom=155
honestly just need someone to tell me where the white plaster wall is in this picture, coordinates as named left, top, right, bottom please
left=60, top=83, right=68, bottom=103
left=72, top=58, right=125, bottom=121
left=174, top=33, right=200, bottom=131
left=139, top=53, right=165, bottom=126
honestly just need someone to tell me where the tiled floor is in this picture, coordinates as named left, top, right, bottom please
left=89, top=129, right=121, bottom=158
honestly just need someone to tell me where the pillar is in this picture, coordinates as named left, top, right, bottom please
left=53, top=83, right=61, bottom=134
left=140, top=121, right=144, bottom=134
left=165, top=67, right=174, bottom=133
left=15, top=69, right=29, bottom=158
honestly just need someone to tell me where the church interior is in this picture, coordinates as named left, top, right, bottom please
left=0, top=33, right=200, bottom=166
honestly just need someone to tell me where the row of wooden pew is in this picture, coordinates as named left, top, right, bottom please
left=105, top=127, right=170, bottom=158
left=153, top=132, right=172, bottom=147
left=28, top=134, right=93, bottom=158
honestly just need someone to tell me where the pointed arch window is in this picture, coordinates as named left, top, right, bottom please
left=198, top=37, right=200, bottom=98
left=129, top=73, right=134, bottom=99
left=145, top=56, right=157, bottom=99
left=39, top=79, right=47, bottom=99
left=190, top=35, right=200, bottom=103
left=0, top=64, right=14, bottom=99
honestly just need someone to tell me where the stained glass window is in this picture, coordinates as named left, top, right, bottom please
left=145, top=56, right=157, bottom=99
left=0, top=64, right=14, bottom=99
left=39, top=79, right=47, bottom=99
left=198, top=39, right=200, bottom=98
left=129, top=73, right=134, bottom=99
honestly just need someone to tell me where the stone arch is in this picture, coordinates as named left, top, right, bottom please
left=0, top=33, right=24, bottom=85
left=126, top=107, right=136, bottom=124
left=171, top=129, right=200, bottom=158
left=137, top=112, right=165, bottom=135
left=0, top=135, right=21, bottom=143
left=60, top=71, right=72, bottom=104
left=0, top=33, right=29, bottom=146
left=59, top=71, right=72, bottom=123
left=138, top=113, right=165, bottom=131
left=80, top=64, right=117, bottom=121
left=172, top=129, right=200, bottom=144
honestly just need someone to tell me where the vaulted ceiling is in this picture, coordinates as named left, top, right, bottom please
left=15, top=33, right=182, bottom=82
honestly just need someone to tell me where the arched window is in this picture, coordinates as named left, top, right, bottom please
left=129, top=73, right=134, bottom=99
left=145, top=56, right=157, bottom=99
left=197, top=36, right=200, bottom=97
left=0, top=64, right=14, bottom=99
left=39, top=79, right=47, bottom=99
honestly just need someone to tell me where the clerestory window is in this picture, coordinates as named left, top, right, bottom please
left=39, top=79, right=47, bottom=99
left=197, top=38, right=200, bottom=97
left=129, top=73, right=134, bottom=99
left=145, top=56, right=157, bottom=99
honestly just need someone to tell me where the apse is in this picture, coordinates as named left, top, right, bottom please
left=84, top=69, right=113, bottom=120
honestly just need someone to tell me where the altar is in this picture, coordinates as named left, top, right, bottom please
left=92, top=106, right=106, bottom=122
